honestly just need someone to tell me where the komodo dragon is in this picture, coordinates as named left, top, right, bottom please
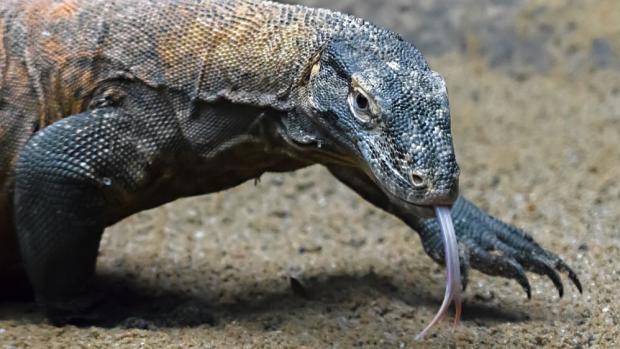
left=0, top=0, right=581, bottom=335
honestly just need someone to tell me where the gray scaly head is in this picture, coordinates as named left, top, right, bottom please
left=288, top=27, right=460, bottom=214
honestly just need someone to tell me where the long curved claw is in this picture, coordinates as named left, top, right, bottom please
left=540, top=255, right=583, bottom=294
left=522, top=254, right=565, bottom=298
left=504, top=257, right=532, bottom=300
left=464, top=238, right=532, bottom=299
left=557, top=260, right=583, bottom=294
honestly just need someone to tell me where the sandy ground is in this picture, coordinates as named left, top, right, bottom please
left=1, top=0, right=619, bottom=348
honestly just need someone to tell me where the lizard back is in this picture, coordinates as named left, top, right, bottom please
left=0, top=0, right=369, bottom=268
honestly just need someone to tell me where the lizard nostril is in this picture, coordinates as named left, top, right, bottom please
left=409, top=171, right=427, bottom=189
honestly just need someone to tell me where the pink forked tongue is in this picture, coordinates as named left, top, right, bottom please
left=415, top=206, right=462, bottom=340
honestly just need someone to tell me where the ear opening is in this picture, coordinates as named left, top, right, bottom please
left=297, top=48, right=324, bottom=87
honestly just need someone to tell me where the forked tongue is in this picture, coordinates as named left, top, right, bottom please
left=415, top=206, right=462, bottom=340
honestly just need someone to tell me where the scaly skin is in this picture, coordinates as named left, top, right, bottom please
left=0, top=0, right=580, bottom=328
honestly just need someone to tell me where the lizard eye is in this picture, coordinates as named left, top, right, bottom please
left=348, top=88, right=376, bottom=125
left=354, top=92, right=369, bottom=111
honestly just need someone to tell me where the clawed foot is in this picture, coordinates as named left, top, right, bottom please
left=417, top=197, right=582, bottom=299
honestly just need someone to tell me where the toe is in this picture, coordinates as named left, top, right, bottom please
left=556, top=260, right=583, bottom=294
left=464, top=238, right=532, bottom=299
left=518, top=253, right=565, bottom=298
left=490, top=219, right=580, bottom=297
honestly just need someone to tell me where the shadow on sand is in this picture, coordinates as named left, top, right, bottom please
left=0, top=268, right=534, bottom=330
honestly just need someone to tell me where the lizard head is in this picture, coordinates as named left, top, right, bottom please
left=288, top=33, right=460, bottom=210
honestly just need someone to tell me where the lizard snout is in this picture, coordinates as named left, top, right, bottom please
left=408, top=169, right=459, bottom=206
left=427, top=176, right=460, bottom=206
